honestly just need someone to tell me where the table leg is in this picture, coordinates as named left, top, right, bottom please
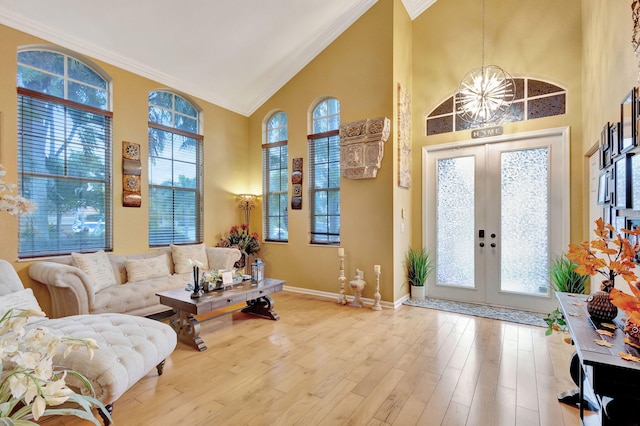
left=169, top=310, right=207, bottom=351
left=242, top=295, right=280, bottom=320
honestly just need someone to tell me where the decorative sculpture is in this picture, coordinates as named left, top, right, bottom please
left=371, top=264, right=381, bottom=311
left=339, top=117, right=390, bottom=179
left=349, top=269, right=366, bottom=308
left=337, top=247, right=347, bottom=305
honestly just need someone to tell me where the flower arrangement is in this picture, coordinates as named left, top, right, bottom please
left=0, top=164, right=35, bottom=215
left=216, top=224, right=261, bottom=257
left=566, top=217, right=640, bottom=285
left=0, top=308, right=109, bottom=424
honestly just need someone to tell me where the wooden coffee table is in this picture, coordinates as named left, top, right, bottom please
left=157, top=278, right=284, bottom=351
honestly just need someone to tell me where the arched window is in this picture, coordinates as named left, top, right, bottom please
left=308, top=98, right=340, bottom=244
left=148, top=90, right=203, bottom=246
left=263, top=111, right=288, bottom=242
left=17, top=47, right=112, bottom=257
left=426, top=78, right=567, bottom=135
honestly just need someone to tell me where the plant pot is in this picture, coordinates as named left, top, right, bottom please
left=411, top=285, right=426, bottom=300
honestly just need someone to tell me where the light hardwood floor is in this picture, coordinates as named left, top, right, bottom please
left=42, top=291, right=582, bottom=426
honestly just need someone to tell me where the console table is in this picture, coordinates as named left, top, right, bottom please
left=157, top=278, right=284, bottom=351
left=556, top=292, right=640, bottom=425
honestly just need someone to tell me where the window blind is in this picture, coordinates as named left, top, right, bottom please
left=17, top=91, right=112, bottom=257
left=308, top=131, right=340, bottom=244
left=262, top=140, right=288, bottom=241
left=148, top=125, right=203, bottom=246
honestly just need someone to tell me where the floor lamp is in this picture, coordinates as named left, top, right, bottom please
left=237, top=194, right=258, bottom=229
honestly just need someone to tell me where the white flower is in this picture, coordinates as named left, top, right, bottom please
left=0, top=164, right=36, bottom=215
left=0, top=309, right=108, bottom=423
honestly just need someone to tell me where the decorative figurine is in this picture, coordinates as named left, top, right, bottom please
left=349, top=269, right=366, bottom=308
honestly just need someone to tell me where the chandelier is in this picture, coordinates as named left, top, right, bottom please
left=455, top=0, right=515, bottom=126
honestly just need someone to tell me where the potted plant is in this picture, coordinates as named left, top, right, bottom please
left=405, top=246, right=434, bottom=300
left=544, top=254, right=588, bottom=335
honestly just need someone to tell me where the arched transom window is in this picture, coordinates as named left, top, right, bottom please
left=426, top=78, right=567, bottom=135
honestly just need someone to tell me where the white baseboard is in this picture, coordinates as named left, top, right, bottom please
left=283, top=285, right=408, bottom=310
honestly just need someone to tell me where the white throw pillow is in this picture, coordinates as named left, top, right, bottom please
left=171, top=243, right=209, bottom=274
left=0, top=288, right=47, bottom=324
left=125, top=255, right=170, bottom=283
left=71, top=250, right=117, bottom=293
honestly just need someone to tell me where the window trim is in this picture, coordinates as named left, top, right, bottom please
left=147, top=90, right=204, bottom=247
left=307, top=97, right=341, bottom=245
left=262, top=111, right=289, bottom=243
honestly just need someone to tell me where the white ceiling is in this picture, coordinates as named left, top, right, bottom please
left=0, top=0, right=435, bottom=116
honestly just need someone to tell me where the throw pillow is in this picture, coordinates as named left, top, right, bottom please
left=170, top=243, right=209, bottom=274
left=125, top=255, right=170, bottom=283
left=71, top=250, right=117, bottom=293
left=0, top=288, right=48, bottom=324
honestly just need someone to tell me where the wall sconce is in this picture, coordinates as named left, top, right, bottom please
left=237, top=194, right=258, bottom=227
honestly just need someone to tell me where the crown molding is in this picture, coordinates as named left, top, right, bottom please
left=401, top=0, right=437, bottom=20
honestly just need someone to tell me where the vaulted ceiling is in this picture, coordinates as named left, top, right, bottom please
left=0, top=0, right=435, bottom=116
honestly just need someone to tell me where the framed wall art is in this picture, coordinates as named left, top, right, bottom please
left=633, top=154, right=640, bottom=210
left=621, top=88, right=637, bottom=154
left=122, top=141, right=141, bottom=207
left=614, top=153, right=633, bottom=209
left=610, top=121, right=621, bottom=159
left=597, top=171, right=609, bottom=204
left=600, top=123, right=612, bottom=169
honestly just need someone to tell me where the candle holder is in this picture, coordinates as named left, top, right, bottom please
left=337, top=254, right=347, bottom=305
left=371, top=267, right=381, bottom=310
left=190, top=266, right=201, bottom=299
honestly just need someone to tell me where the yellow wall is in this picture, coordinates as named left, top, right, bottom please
left=248, top=0, right=397, bottom=302
left=392, top=1, right=414, bottom=300
left=581, top=0, right=639, bottom=235
left=0, top=24, right=249, bottom=310
left=411, top=0, right=584, bottom=246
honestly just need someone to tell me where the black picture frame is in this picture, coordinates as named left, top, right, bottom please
left=598, top=171, right=609, bottom=204
left=633, top=154, right=640, bottom=210
left=604, top=204, right=612, bottom=228
left=600, top=123, right=612, bottom=169
left=610, top=121, right=621, bottom=159
left=625, top=218, right=640, bottom=262
left=614, top=154, right=633, bottom=209
left=621, top=88, right=637, bottom=153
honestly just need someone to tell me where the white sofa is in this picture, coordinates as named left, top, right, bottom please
left=0, top=259, right=177, bottom=424
left=29, top=245, right=242, bottom=319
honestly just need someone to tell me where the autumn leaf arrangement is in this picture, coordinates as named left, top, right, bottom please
left=566, top=218, right=640, bottom=286
left=565, top=218, right=640, bottom=362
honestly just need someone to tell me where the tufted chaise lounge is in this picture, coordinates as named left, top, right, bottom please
left=0, top=260, right=177, bottom=424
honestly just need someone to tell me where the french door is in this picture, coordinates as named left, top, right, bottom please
left=423, top=128, right=569, bottom=313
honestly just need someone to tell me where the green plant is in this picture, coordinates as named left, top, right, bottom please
left=544, top=308, right=567, bottom=336
left=549, top=254, right=588, bottom=294
left=544, top=254, right=588, bottom=336
left=405, top=246, right=434, bottom=287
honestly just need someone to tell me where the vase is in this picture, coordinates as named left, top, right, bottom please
left=586, top=280, right=617, bottom=323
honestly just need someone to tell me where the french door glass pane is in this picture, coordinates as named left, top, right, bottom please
left=436, top=156, right=475, bottom=287
left=500, top=148, right=549, bottom=294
